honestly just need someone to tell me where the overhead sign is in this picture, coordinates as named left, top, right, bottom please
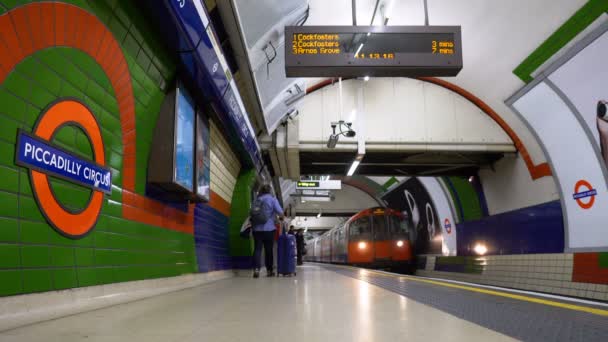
left=296, top=180, right=342, bottom=190
left=285, top=25, right=462, bottom=77
left=15, top=100, right=109, bottom=239
left=297, top=181, right=319, bottom=188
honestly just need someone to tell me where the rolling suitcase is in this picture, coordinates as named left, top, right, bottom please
left=277, top=229, right=297, bottom=276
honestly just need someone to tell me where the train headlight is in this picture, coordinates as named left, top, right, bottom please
left=358, top=241, right=367, bottom=250
left=396, top=240, right=404, bottom=247
left=473, top=243, right=487, bottom=255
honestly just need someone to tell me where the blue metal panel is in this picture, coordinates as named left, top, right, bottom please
left=456, top=200, right=564, bottom=255
left=221, top=85, right=257, bottom=155
left=194, top=203, right=231, bottom=272
left=142, top=1, right=262, bottom=171
left=166, top=0, right=208, bottom=51
left=195, top=28, right=229, bottom=99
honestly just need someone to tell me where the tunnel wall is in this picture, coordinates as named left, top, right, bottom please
left=0, top=1, right=243, bottom=297
left=409, top=10, right=608, bottom=298
left=417, top=254, right=608, bottom=302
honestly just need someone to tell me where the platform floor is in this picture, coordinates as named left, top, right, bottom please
left=0, top=264, right=606, bottom=341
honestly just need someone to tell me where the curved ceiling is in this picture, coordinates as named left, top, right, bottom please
left=218, top=0, right=587, bottom=175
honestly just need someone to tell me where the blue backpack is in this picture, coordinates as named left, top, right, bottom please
left=250, top=198, right=271, bottom=225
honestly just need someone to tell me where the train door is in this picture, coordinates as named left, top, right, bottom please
left=338, top=226, right=346, bottom=263
left=390, top=215, right=413, bottom=262
left=347, top=214, right=374, bottom=264
left=372, top=214, right=391, bottom=261
left=330, top=230, right=336, bottom=263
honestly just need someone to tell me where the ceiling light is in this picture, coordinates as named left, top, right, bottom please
left=317, top=211, right=322, bottom=218
left=468, top=176, right=474, bottom=183
left=363, top=76, right=370, bottom=81
left=347, top=160, right=360, bottom=176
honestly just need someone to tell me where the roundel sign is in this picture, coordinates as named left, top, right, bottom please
left=15, top=100, right=111, bottom=238
left=572, top=180, right=597, bottom=210
left=444, top=218, right=452, bottom=234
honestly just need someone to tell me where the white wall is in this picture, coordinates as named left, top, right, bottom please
left=210, top=121, right=241, bottom=203
left=290, top=216, right=347, bottom=230
left=480, top=156, right=558, bottom=215
left=298, top=78, right=514, bottom=152
left=294, top=184, right=379, bottom=214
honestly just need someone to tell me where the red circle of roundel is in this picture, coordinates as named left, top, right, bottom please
left=444, top=218, right=452, bottom=234
left=30, top=100, right=105, bottom=238
left=574, top=180, right=595, bottom=210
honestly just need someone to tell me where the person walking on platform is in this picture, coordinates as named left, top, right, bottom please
left=295, top=229, right=305, bottom=265
left=250, top=184, right=284, bottom=278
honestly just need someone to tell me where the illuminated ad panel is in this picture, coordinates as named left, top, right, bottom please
left=285, top=26, right=462, bottom=77
left=382, top=178, right=443, bottom=255
left=174, top=86, right=195, bottom=192
left=195, top=111, right=211, bottom=201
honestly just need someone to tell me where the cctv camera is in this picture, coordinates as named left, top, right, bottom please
left=599, top=100, right=608, bottom=122
left=327, top=134, right=339, bottom=148
left=344, top=130, right=356, bottom=138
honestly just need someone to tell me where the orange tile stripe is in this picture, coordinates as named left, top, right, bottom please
left=572, top=253, right=608, bottom=285
left=209, top=192, right=231, bottom=217
left=306, top=78, right=552, bottom=180
left=0, top=3, right=241, bottom=234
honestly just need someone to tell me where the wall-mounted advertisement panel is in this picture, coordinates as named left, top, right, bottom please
left=509, top=25, right=608, bottom=251
left=548, top=29, right=608, bottom=174
left=513, top=83, right=608, bottom=251
left=196, top=111, right=211, bottom=201
left=418, top=177, right=457, bottom=256
left=382, top=178, right=443, bottom=255
left=174, top=86, right=195, bottom=192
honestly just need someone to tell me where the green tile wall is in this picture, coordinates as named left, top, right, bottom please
left=228, top=169, right=256, bottom=256
left=0, top=1, right=196, bottom=297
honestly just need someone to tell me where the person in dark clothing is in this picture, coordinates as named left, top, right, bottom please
left=251, top=185, right=284, bottom=278
left=295, top=229, right=305, bottom=265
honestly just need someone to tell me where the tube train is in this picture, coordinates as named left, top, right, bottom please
left=307, top=207, right=415, bottom=271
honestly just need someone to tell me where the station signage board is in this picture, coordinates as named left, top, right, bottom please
left=296, top=180, right=342, bottom=190
left=16, top=132, right=112, bottom=194
left=285, top=25, right=462, bottom=77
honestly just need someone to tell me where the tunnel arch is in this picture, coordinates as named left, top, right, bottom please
left=304, top=77, right=551, bottom=180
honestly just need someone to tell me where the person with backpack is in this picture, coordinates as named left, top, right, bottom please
left=249, top=184, right=284, bottom=278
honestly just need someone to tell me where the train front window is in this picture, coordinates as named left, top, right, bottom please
left=390, top=216, right=409, bottom=235
left=372, top=215, right=389, bottom=240
left=349, top=216, right=371, bottom=238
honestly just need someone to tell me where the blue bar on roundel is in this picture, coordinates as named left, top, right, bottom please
left=15, top=131, right=112, bottom=194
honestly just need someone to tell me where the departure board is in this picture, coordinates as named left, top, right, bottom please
left=285, top=26, right=462, bottom=77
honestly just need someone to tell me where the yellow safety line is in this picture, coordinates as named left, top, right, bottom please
left=329, top=264, right=608, bottom=317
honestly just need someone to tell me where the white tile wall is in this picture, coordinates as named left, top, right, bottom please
left=418, top=254, right=607, bottom=302
left=210, top=121, right=241, bottom=203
